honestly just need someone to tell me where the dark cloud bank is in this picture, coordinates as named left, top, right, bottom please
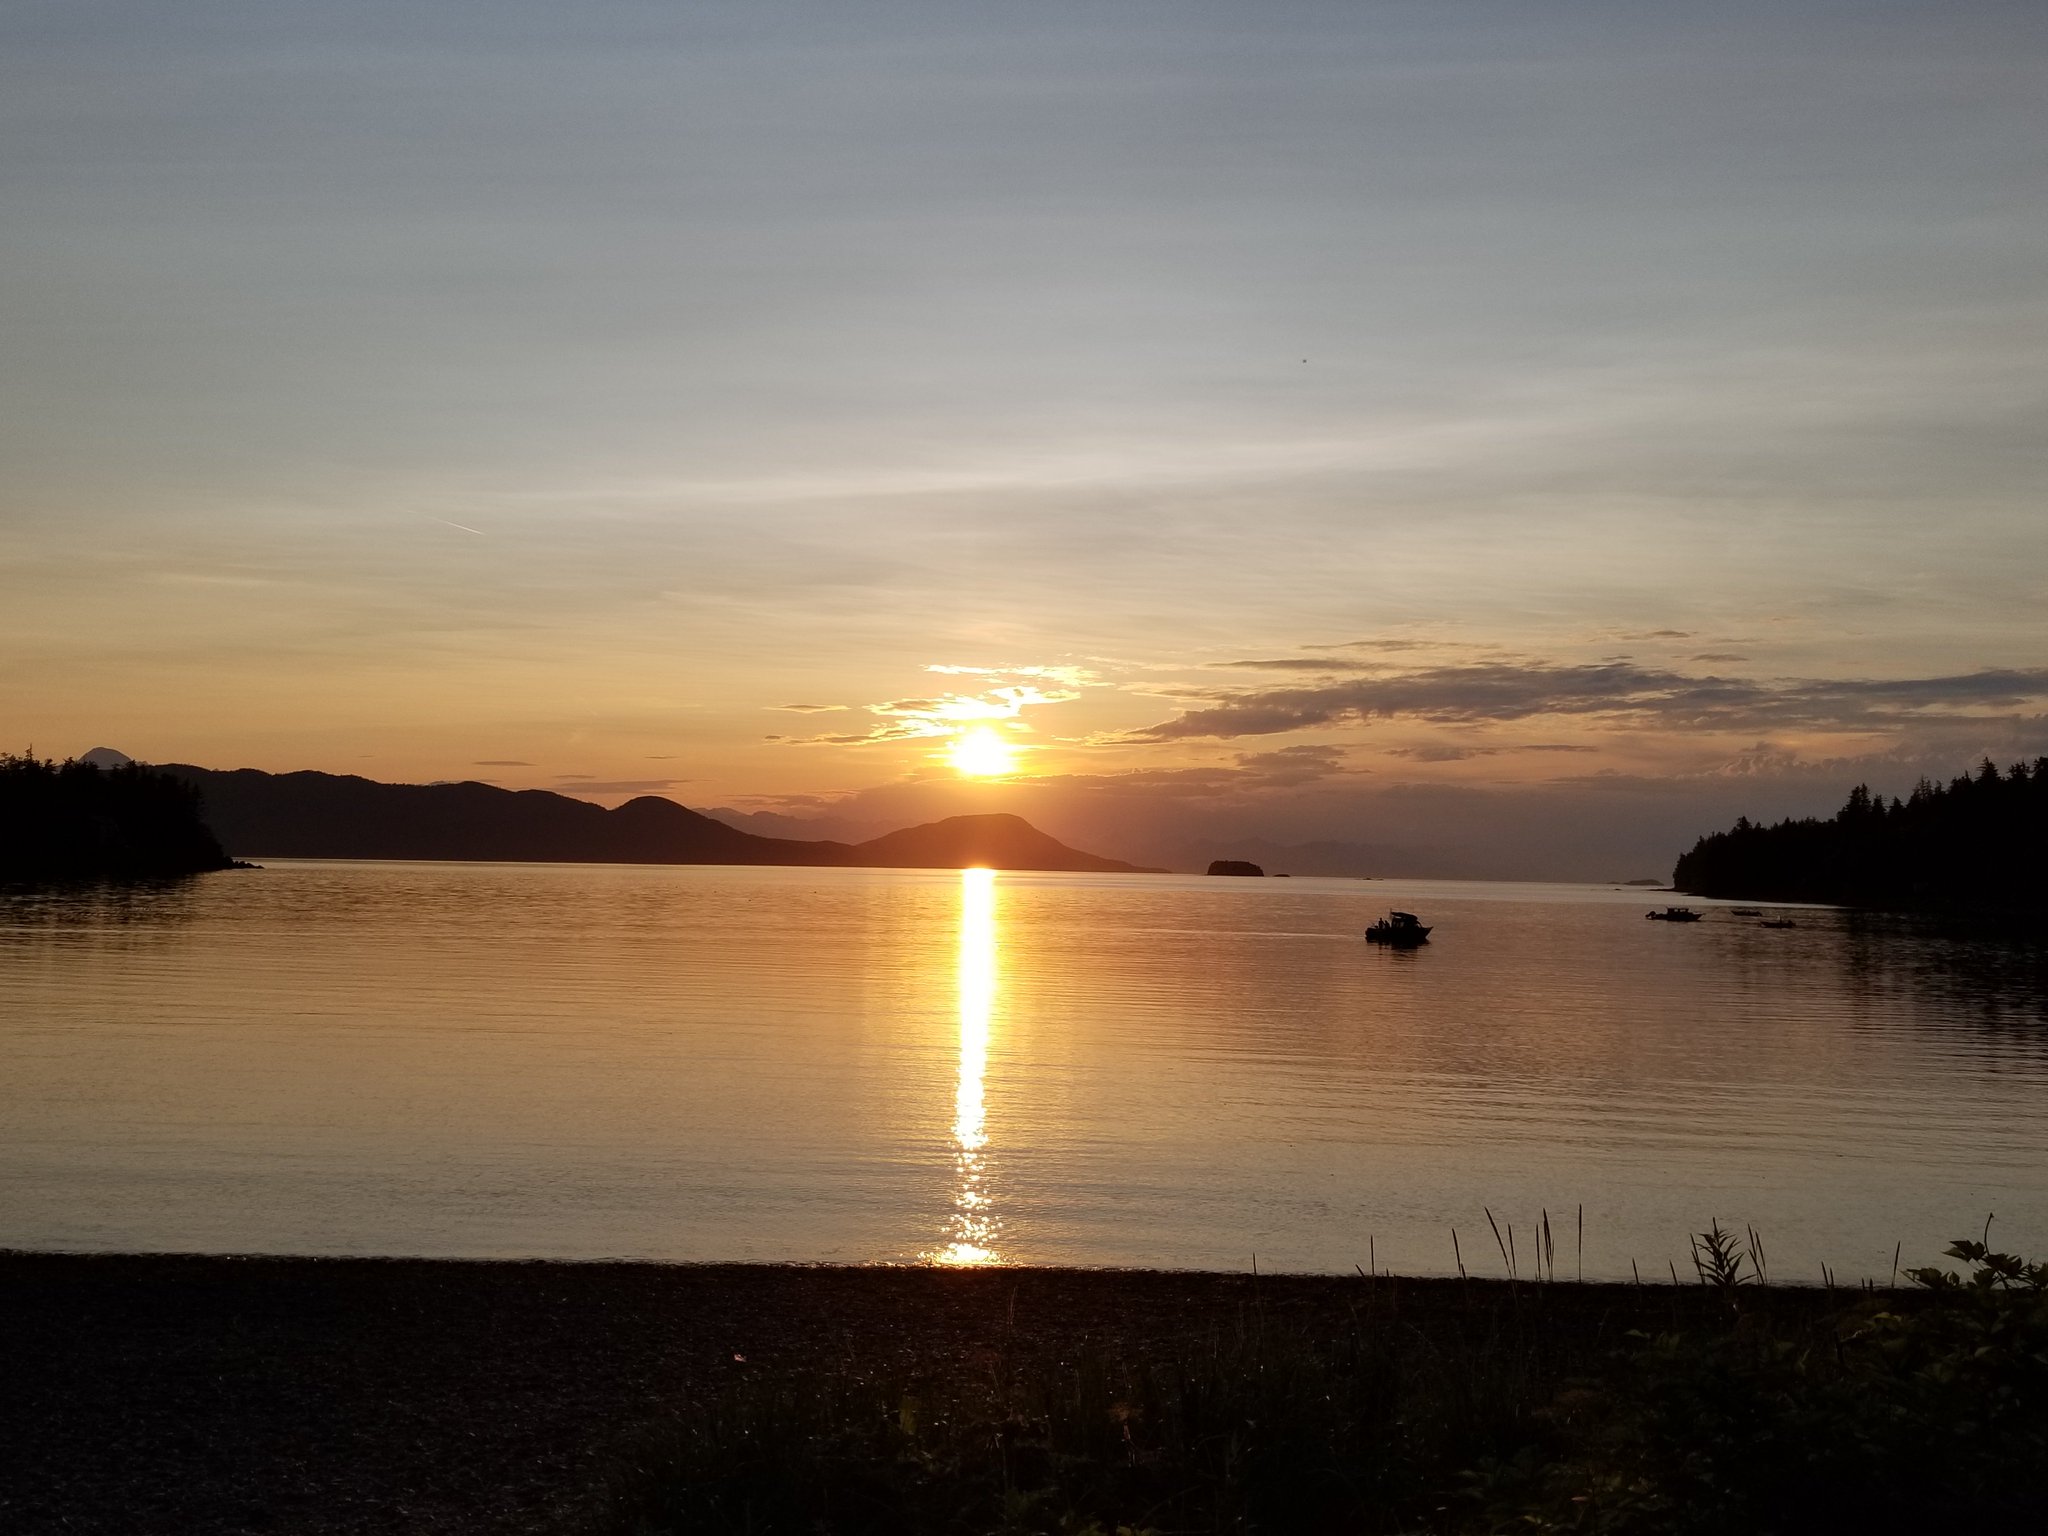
left=1137, top=661, right=2048, bottom=741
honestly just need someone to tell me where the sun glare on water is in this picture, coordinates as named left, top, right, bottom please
left=946, top=726, right=1017, bottom=778
left=935, top=866, right=1000, bottom=1266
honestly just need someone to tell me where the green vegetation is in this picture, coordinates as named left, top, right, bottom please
left=611, top=1235, right=2048, bottom=1535
left=1674, top=756, right=2048, bottom=911
left=0, top=751, right=235, bottom=880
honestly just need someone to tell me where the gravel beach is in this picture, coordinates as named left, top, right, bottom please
left=1, top=1251, right=1826, bottom=1535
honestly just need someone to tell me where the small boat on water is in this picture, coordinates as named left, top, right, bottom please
left=1730, top=908, right=1763, bottom=917
left=1366, top=911, right=1431, bottom=946
left=1758, top=918, right=1797, bottom=929
left=1646, top=907, right=1702, bottom=922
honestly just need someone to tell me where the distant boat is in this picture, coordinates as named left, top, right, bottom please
left=1730, top=908, right=1763, bottom=917
left=1646, top=907, right=1702, bottom=922
left=1759, top=918, right=1797, bottom=929
left=1366, top=911, right=1431, bottom=946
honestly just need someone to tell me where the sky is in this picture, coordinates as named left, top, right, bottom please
left=5, top=1, right=2046, bottom=877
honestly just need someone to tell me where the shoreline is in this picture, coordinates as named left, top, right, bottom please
left=4, top=1250, right=1853, bottom=1535
left=0, top=1241, right=1902, bottom=1290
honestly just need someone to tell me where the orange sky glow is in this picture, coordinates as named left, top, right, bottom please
left=6, top=3, right=2046, bottom=877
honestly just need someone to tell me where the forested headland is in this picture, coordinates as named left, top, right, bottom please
left=1674, top=757, right=2048, bottom=911
left=0, top=752, right=236, bottom=881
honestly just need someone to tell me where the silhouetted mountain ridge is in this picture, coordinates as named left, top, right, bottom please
left=161, top=765, right=1158, bottom=873
left=850, top=813, right=1140, bottom=872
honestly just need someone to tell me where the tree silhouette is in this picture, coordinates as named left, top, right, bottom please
left=1673, top=756, right=2048, bottom=911
left=1, top=752, right=234, bottom=881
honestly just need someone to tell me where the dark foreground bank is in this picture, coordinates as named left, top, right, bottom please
left=4, top=1250, right=2044, bottom=1536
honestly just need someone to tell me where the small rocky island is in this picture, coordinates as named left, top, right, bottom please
left=1206, top=859, right=1265, bottom=877
left=0, top=752, right=237, bottom=881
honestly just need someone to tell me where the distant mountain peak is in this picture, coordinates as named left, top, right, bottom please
left=850, top=811, right=1158, bottom=873
left=79, top=747, right=135, bottom=769
left=156, top=763, right=1158, bottom=873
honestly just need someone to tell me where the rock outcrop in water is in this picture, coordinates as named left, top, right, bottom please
left=159, top=764, right=1161, bottom=873
left=1, top=753, right=236, bottom=881
left=1205, top=859, right=1265, bottom=877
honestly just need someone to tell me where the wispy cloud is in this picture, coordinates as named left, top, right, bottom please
left=473, top=759, right=533, bottom=766
left=926, top=663, right=1099, bottom=686
left=786, top=664, right=1090, bottom=747
left=1383, top=744, right=1499, bottom=761
left=1231, top=743, right=1359, bottom=783
left=1305, top=639, right=1443, bottom=653
left=1382, top=740, right=1599, bottom=761
left=1132, top=661, right=2048, bottom=741
left=1214, top=657, right=1371, bottom=673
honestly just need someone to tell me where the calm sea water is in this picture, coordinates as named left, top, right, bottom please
left=4, top=861, right=2045, bottom=1281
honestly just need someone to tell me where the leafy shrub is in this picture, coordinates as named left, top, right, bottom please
left=611, top=1238, right=2048, bottom=1535
left=1473, top=1238, right=2048, bottom=1532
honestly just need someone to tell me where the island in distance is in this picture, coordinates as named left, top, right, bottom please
left=160, top=763, right=1163, bottom=874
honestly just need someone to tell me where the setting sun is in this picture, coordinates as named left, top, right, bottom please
left=946, top=726, right=1017, bottom=778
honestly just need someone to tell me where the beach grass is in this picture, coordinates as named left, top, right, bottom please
left=608, top=1237, right=2048, bottom=1535
left=8, top=1238, right=2046, bottom=1534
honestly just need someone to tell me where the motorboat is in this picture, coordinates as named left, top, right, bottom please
left=1758, top=918, right=1797, bottom=929
left=1646, top=907, right=1702, bottom=922
left=1730, top=908, right=1763, bottom=917
left=1366, top=911, right=1432, bottom=946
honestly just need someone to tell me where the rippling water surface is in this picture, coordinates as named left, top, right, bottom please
left=5, top=861, right=2045, bottom=1279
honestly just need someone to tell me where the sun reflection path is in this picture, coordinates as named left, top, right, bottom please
left=935, top=866, right=1001, bottom=1266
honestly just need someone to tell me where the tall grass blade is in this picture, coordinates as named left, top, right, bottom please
left=1484, top=1207, right=1514, bottom=1282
